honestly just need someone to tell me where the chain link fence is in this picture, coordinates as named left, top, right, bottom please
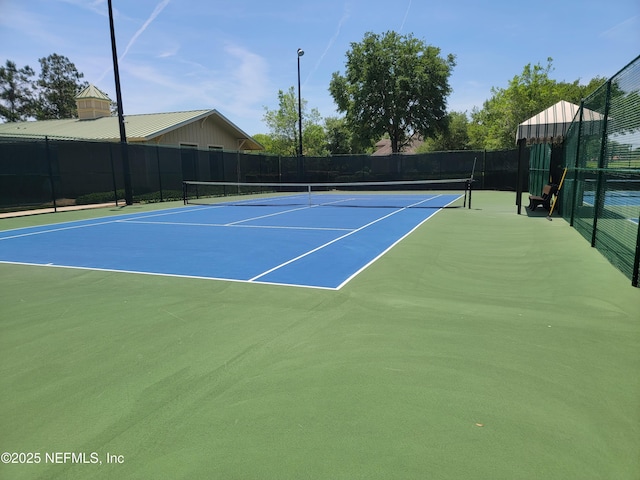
left=560, top=55, right=640, bottom=287
left=0, top=139, right=519, bottom=212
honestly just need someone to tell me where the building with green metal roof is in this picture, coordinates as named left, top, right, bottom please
left=0, top=85, right=263, bottom=152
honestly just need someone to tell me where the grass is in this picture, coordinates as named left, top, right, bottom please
left=1, top=192, right=639, bottom=480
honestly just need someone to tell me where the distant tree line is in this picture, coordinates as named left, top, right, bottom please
left=2, top=42, right=607, bottom=156
left=259, top=35, right=605, bottom=155
left=0, top=54, right=88, bottom=122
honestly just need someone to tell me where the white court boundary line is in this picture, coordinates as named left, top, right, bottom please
left=0, top=203, right=308, bottom=241
left=0, top=260, right=337, bottom=290
left=335, top=195, right=461, bottom=289
left=0, top=204, right=221, bottom=239
left=249, top=195, right=445, bottom=282
left=1, top=194, right=462, bottom=290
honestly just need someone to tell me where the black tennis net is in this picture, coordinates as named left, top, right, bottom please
left=183, top=178, right=472, bottom=209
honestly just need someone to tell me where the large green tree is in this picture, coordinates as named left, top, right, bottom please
left=35, top=54, right=88, bottom=120
left=468, top=58, right=606, bottom=150
left=262, top=86, right=327, bottom=156
left=0, top=60, right=37, bottom=122
left=330, top=31, right=455, bottom=154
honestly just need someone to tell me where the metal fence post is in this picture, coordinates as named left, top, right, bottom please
left=516, top=140, right=526, bottom=214
left=156, top=145, right=164, bottom=202
left=45, top=136, right=57, bottom=212
left=633, top=218, right=640, bottom=287
left=569, top=101, right=585, bottom=227
left=590, top=80, right=612, bottom=248
left=109, top=143, right=119, bottom=206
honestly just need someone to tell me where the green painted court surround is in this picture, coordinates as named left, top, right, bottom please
left=1, top=192, right=638, bottom=480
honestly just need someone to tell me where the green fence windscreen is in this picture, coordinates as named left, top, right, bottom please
left=528, top=143, right=552, bottom=197
left=0, top=140, right=519, bottom=213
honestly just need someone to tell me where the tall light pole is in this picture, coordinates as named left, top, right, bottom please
left=107, top=0, right=133, bottom=205
left=297, top=48, right=304, bottom=160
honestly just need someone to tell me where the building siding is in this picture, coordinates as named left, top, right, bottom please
left=144, top=117, right=239, bottom=150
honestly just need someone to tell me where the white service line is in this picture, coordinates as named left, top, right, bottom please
left=224, top=204, right=316, bottom=225
left=0, top=218, right=122, bottom=241
left=118, top=219, right=352, bottom=232
left=118, top=204, right=225, bottom=221
left=0, top=204, right=217, bottom=239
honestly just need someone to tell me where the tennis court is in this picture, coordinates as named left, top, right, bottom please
left=580, top=179, right=640, bottom=231
left=1, top=191, right=639, bottom=480
left=0, top=190, right=462, bottom=289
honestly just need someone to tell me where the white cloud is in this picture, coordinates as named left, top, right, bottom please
left=306, top=3, right=351, bottom=85
left=599, top=15, right=639, bottom=41
left=158, top=45, right=180, bottom=58
left=110, top=41, right=270, bottom=133
left=399, top=0, right=412, bottom=32
left=120, top=0, right=171, bottom=60
left=225, top=44, right=270, bottom=98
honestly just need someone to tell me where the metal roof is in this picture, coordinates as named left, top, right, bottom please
left=76, top=84, right=111, bottom=100
left=0, top=109, right=263, bottom=150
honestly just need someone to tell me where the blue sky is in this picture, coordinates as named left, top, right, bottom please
left=1, top=0, right=638, bottom=135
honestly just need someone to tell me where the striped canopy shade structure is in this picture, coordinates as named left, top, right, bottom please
left=516, top=100, right=579, bottom=145
left=515, top=101, right=581, bottom=214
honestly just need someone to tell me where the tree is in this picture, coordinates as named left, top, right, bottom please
left=302, top=109, right=328, bottom=157
left=0, top=60, right=37, bottom=122
left=417, top=111, right=470, bottom=152
left=330, top=31, right=455, bottom=154
left=468, top=58, right=606, bottom=150
left=251, top=133, right=275, bottom=152
left=263, top=87, right=302, bottom=156
left=35, top=54, right=88, bottom=119
left=262, top=86, right=327, bottom=156
left=324, top=116, right=354, bottom=154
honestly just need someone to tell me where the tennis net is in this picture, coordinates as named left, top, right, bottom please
left=183, top=178, right=472, bottom=209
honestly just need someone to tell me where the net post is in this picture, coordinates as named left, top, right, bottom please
left=308, top=184, right=312, bottom=206
left=182, top=182, right=187, bottom=205
left=463, top=182, right=468, bottom=208
left=468, top=157, right=476, bottom=210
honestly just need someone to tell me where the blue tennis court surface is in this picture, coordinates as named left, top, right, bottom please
left=583, top=191, right=640, bottom=226
left=583, top=192, right=640, bottom=206
left=0, top=193, right=461, bottom=289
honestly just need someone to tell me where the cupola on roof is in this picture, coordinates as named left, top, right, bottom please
left=76, top=84, right=112, bottom=120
